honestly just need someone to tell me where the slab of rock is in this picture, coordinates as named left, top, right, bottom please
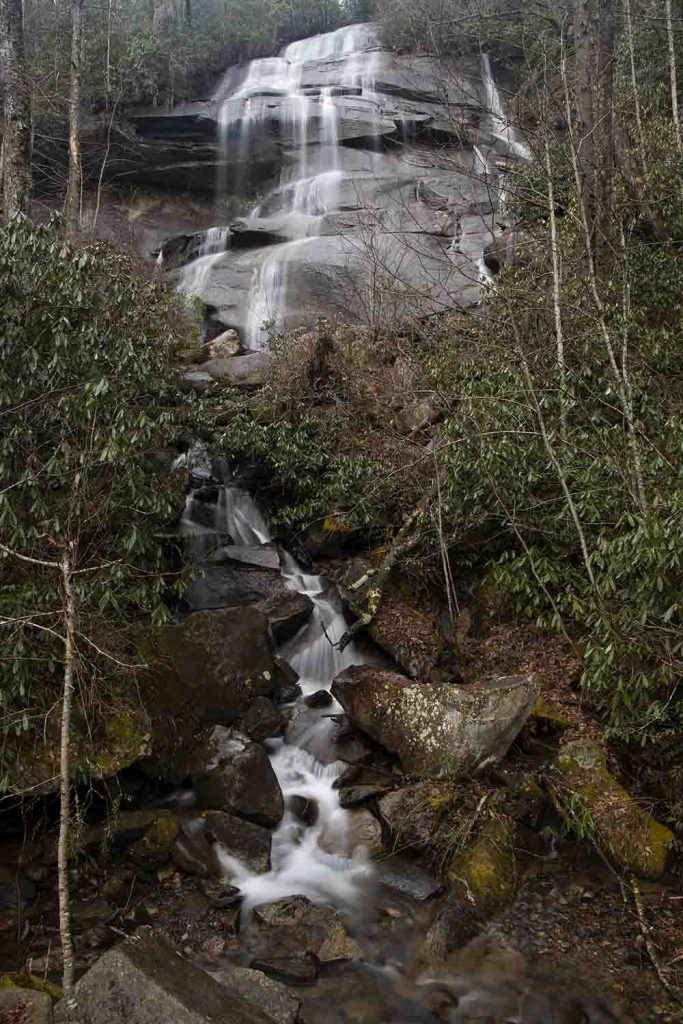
left=332, top=668, right=539, bottom=776
left=192, top=727, right=284, bottom=827
left=368, top=598, right=442, bottom=679
left=0, top=987, right=52, bottom=1024
left=204, top=352, right=271, bottom=387
left=139, top=608, right=274, bottom=771
left=67, top=927, right=270, bottom=1023
left=318, top=808, right=383, bottom=858
left=214, top=544, right=281, bottom=570
left=373, top=854, right=442, bottom=902
left=211, top=965, right=300, bottom=1024
left=172, top=818, right=220, bottom=879
left=550, top=737, right=674, bottom=878
left=249, top=955, right=318, bottom=986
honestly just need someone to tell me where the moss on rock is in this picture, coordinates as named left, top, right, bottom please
left=447, top=814, right=517, bottom=912
left=550, top=738, right=673, bottom=878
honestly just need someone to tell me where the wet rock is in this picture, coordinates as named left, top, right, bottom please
left=316, top=921, right=362, bottom=968
left=272, top=655, right=299, bottom=692
left=368, top=598, right=442, bottom=679
left=65, top=926, right=270, bottom=1023
left=249, top=897, right=360, bottom=977
left=318, top=809, right=383, bottom=858
left=71, top=899, right=114, bottom=928
left=128, top=815, right=180, bottom=869
left=258, top=590, right=314, bottom=644
left=288, top=795, right=318, bottom=827
left=82, top=809, right=177, bottom=854
left=304, top=689, right=333, bottom=709
left=240, top=697, right=284, bottom=743
left=253, top=895, right=312, bottom=927
left=276, top=684, right=302, bottom=705
left=338, top=785, right=387, bottom=808
left=549, top=737, right=674, bottom=878
left=199, top=880, right=242, bottom=908
left=211, top=965, right=300, bottom=1024
left=0, top=988, right=52, bottom=1024
left=332, top=667, right=539, bottom=776
left=374, top=854, right=442, bottom=901
left=192, top=727, right=284, bottom=827
left=249, top=955, right=318, bottom=986
left=102, top=877, right=129, bottom=907
left=417, top=893, right=481, bottom=965
left=204, top=810, right=271, bottom=873
left=214, top=544, right=281, bottom=570
left=139, top=608, right=274, bottom=772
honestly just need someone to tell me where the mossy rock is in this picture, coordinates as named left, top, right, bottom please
left=550, top=738, right=674, bottom=878
left=128, top=815, right=180, bottom=869
left=530, top=698, right=572, bottom=732
left=369, top=598, right=443, bottom=679
left=447, top=814, right=517, bottom=912
left=0, top=973, right=62, bottom=1001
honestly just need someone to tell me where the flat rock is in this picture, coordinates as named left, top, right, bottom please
left=331, top=667, right=539, bottom=776
left=204, top=352, right=271, bottom=385
left=258, top=589, right=314, bottom=643
left=204, top=810, right=272, bottom=873
left=214, top=544, right=281, bottom=570
left=373, top=854, right=442, bottom=901
left=249, top=955, right=318, bottom=986
left=66, top=927, right=270, bottom=1023
left=318, top=808, right=383, bottom=858
left=211, top=965, right=300, bottom=1024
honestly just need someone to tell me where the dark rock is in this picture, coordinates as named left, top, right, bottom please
left=253, top=895, right=312, bottom=927
left=272, top=655, right=299, bottom=691
left=367, top=598, right=443, bottom=679
left=215, top=544, right=281, bottom=570
left=65, top=926, right=270, bottom=1023
left=258, top=590, right=314, bottom=643
left=288, top=795, right=318, bottom=827
left=276, top=684, right=302, bottom=705
left=240, top=697, right=284, bottom=743
left=304, top=689, right=333, bottom=709
left=338, top=785, right=387, bottom=808
left=377, top=784, right=446, bottom=851
left=204, top=810, right=272, bottom=873
left=192, top=727, right=284, bottom=827
left=332, top=667, right=539, bottom=776
left=139, top=608, right=275, bottom=773
left=172, top=818, right=219, bottom=879
left=373, top=854, right=442, bottom=901
left=199, top=880, right=242, bottom=908
left=249, top=955, right=319, bottom=986
left=250, top=896, right=361, bottom=968
left=210, top=965, right=300, bottom=1024
left=128, top=815, right=180, bottom=869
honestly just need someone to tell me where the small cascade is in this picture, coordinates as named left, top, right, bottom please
left=178, top=479, right=373, bottom=912
left=244, top=238, right=308, bottom=350
left=178, top=227, right=231, bottom=298
left=481, top=53, right=533, bottom=163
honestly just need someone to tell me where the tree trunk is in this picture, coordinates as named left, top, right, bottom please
left=65, top=0, right=84, bottom=236
left=58, top=546, right=77, bottom=1000
left=665, top=0, right=681, bottom=146
left=0, top=0, right=32, bottom=221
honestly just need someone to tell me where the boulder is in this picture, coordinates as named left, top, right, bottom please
left=367, top=598, right=442, bottom=679
left=377, top=784, right=447, bottom=851
left=139, top=608, right=275, bottom=770
left=210, top=966, right=300, bottom=1024
left=172, top=818, right=220, bottom=879
left=204, top=353, right=271, bottom=386
left=249, top=896, right=361, bottom=971
left=240, top=697, right=284, bottom=743
left=191, top=727, right=284, bottom=827
left=447, top=814, right=517, bottom=912
left=257, top=590, right=314, bottom=644
left=317, top=808, right=383, bottom=858
left=373, top=854, right=442, bottom=901
left=549, top=738, right=674, bottom=878
left=65, top=927, right=270, bottom=1024
left=208, top=329, right=240, bottom=358
left=0, top=987, right=52, bottom=1024
left=331, top=667, right=539, bottom=776
left=128, top=815, right=180, bottom=870
left=288, top=795, right=318, bottom=826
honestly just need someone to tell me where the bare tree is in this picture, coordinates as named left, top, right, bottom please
left=0, top=0, right=32, bottom=220
left=665, top=0, right=681, bottom=146
left=65, top=0, right=85, bottom=236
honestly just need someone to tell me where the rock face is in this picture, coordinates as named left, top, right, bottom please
left=331, top=667, right=539, bottom=776
left=139, top=608, right=274, bottom=769
left=67, top=927, right=270, bottom=1024
left=211, top=965, right=300, bottom=1024
left=550, top=737, right=674, bottom=878
left=191, top=726, right=284, bottom=827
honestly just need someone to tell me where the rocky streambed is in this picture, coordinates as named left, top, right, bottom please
left=1, top=461, right=682, bottom=1024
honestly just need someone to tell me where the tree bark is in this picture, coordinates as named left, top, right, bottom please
left=58, top=546, right=77, bottom=1000
left=65, top=0, right=84, bottom=236
left=665, top=0, right=681, bottom=146
left=0, top=0, right=32, bottom=221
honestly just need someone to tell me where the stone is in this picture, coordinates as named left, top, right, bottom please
left=249, top=955, right=318, bottom=986
left=338, top=785, right=387, bottom=808
left=258, top=590, right=314, bottom=644
left=172, top=818, right=220, bottom=879
left=373, top=854, right=442, bottom=901
left=215, top=544, right=281, bottom=570
left=316, top=921, right=362, bottom=968
left=204, top=352, right=271, bottom=387
left=0, top=988, right=52, bottom=1024
left=447, top=815, right=517, bottom=912
left=204, top=810, right=271, bottom=873
left=128, top=816, right=180, bottom=870
left=211, top=965, right=300, bottom=1024
left=550, top=737, right=674, bottom=878
left=192, top=727, right=284, bottom=827
left=240, top=697, right=284, bottom=743
left=304, top=689, right=333, bottom=709
left=287, top=796, right=318, bottom=827
left=65, top=927, right=270, bottom=1023
left=273, top=655, right=300, bottom=692
left=208, top=328, right=240, bottom=359
left=331, top=667, right=539, bottom=777
left=139, top=608, right=274, bottom=771
left=318, top=809, right=383, bottom=858
left=377, top=784, right=449, bottom=851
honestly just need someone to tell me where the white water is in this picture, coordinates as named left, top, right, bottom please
left=481, top=53, right=533, bottom=163
left=181, top=482, right=373, bottom=911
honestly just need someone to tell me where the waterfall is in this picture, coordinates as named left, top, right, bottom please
left=179, top=481, right=373, bottom=911
left=481, top=53, right=533, bottom=163
left=177, top=227, right=231, bottom=298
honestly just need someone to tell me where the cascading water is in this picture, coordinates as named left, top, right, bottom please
left=179, top=479, right=374, bottom=911
left=481, top=52, right=533, bottom=163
